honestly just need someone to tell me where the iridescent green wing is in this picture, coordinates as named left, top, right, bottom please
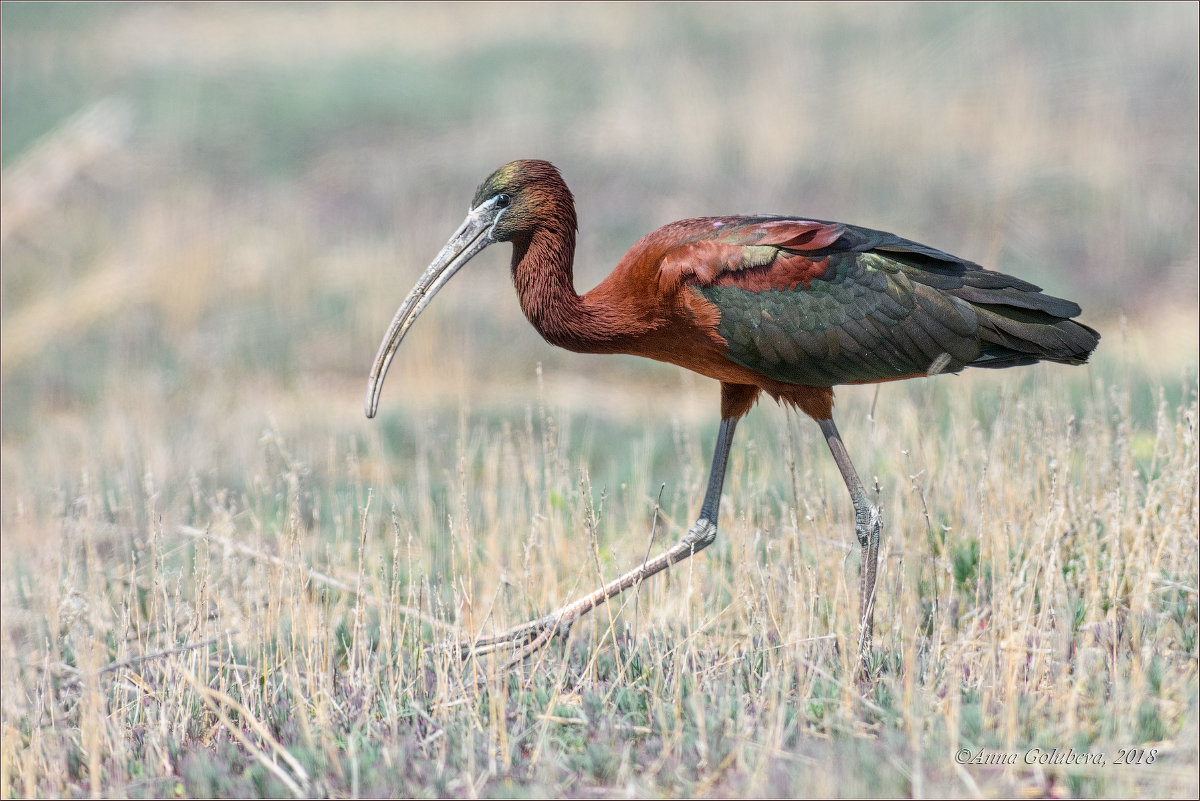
left=667, top=217, right=1097, bottom=387
left=700, top=252, right=983, bottom=386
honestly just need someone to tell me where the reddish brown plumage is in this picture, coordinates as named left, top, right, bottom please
left=472, top=162, right=1095, bottom=428
left=710, top=254, right=832, bottom=293
left=498, top=194, right=844, bottom=421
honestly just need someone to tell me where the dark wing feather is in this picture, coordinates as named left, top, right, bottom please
left=679, top=218, right=1099, bottom=387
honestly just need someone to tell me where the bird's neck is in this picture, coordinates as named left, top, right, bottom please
left=511, top=225, right=629, bottom=354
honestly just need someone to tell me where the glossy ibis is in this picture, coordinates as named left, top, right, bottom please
left=366, top=160, right=1099, bottom=663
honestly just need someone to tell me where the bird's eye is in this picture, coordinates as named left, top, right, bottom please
left=495, top=193, right=511, bottom=208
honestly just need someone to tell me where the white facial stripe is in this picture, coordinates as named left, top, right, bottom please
left=469, top=193, right=508, bottom=238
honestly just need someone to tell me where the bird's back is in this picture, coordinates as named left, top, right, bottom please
left=623, top=215, right=1100, bottom=388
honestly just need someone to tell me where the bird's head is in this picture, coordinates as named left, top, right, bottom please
left=470, top=159, right=573, bottom=243
left=365, top=159, right=573, bottom=418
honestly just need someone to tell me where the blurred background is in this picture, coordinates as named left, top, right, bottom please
left=2, top=1, right=1197, bottom=545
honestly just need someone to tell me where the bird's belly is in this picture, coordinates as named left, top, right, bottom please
left=621, top=318, right=749, bottom=382
left=622, top=321, right=835, bottom=420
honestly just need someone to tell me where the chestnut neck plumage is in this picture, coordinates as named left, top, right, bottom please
left=508, top=194, right=632, bottom=355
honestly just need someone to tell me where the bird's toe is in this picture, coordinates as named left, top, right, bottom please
left=683, top=518, right=718, bottom=550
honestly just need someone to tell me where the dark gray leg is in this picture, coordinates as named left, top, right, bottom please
left=817, top=417, right=881, bottom=656
left=681, top=414, right=739, bottom=551
left=456, top=416, right=741, bottom=661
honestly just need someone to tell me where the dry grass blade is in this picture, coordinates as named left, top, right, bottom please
left=53, top=633, right=232, bottom=688
left=176, top=524, right=458, bottom=634
left=179, top=668, right=310, bottom=797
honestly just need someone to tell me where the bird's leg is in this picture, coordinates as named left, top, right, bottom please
left=817, top=417, right=881, bottom=659
left=448, top=416, right=740, bottom=662
left=682, top=412, right=739, bottom=549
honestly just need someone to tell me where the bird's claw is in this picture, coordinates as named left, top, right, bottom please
left=441, top=612, right=573, bottom=659
left=852, top=503, right=879, bottom=548
left=682, top=518, right=718, bottom=550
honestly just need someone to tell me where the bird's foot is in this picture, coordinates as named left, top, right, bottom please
left=442, top=611, right=574, bottom=661
left=852, top=501, right=880, bottom=549
left=441, top=516, right=721, bottom=667
left=854, top=503, right=882, bottom=661
left=681, top=517, right=718, bottom=551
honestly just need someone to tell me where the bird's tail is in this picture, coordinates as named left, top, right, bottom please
left=948, top=272, right=1101, bottom=369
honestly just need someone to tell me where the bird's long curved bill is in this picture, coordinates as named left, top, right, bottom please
left=365, top=210, right=495, bottom=418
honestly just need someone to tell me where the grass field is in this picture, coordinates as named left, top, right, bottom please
left=2, top=3, right=1197, bottom=797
